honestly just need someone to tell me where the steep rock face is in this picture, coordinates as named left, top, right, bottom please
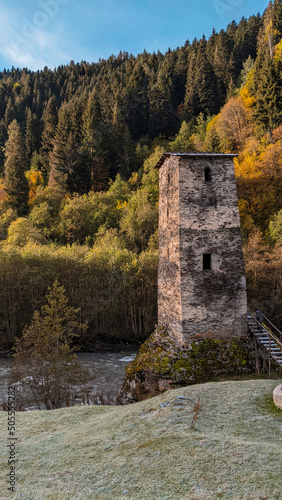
left=116, top=328, right=256, bottom=404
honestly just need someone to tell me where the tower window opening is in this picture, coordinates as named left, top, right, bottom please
left=203, top=254, right=212, bottom=270
left=205, top=167, right=211, bottom=182
left=168, top=173, right=171, bottom=184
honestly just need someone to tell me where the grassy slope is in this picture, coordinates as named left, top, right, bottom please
left=0, top=380, right=281, bottom=500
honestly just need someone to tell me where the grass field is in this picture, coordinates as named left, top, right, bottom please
left=0, top=379, right=281, bottom=499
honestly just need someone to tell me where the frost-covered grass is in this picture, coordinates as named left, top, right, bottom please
left=0, top=380, right=281, bottom=499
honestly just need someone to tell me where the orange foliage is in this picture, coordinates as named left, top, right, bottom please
left=271, top=125, right=282, bottom=142
left=216, top=96, right=253, bottom=152
left=25, top=170, right=44, bottom=207
left=240, top=86, right=255, bottom=110
left=0, top=179, right=9, bottom=207
left=234, top=153, right=262, bottom=180
left=258, top=140, right=282, bottom=178
left=235, top=126, right=282, bottom=237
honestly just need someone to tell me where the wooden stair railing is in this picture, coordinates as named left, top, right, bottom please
left=247, top=312, right=282, bottom=376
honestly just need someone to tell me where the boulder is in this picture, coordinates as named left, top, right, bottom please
left=116, top=327, right=256, bottom=404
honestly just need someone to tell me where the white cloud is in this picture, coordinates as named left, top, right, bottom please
left=0, top=3, right=72, bottom=70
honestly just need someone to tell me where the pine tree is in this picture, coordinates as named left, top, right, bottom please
left=49, top=99, right=89, bottom=194
left=185, top=40, right=219, bottom=120
left=109, top=101, right=135, bottom=178
left=40, top=96, right=58, bottom=177
left=184, top=49, right=198, bottom=120
left=4, top=119, right=29, bottom=215
left=273, top=0, right=282, bottom=37
left=248, top=2, right=282, bottom=135
left=11, top=280, right=89, bottom=410
left=81, top=90, right=109, bottom=190
left=257, top=1, right=282, bottom=57
left=0, top=119, right=8, bottom=175
left=213, top=34, right=230, bottom=105
left=4, top=97, right=17, bottom=128
left=173, top=47, right=189, bottom=107
left=25, top=107, right=42, bottom=160
left=148, top=73, right=178, bottom=138
left=123, top=60, right=149, bottom=139
left=169, top=121, right=193, bottom=152
left=252, top=1, right=282, bottom=135
left=246, top=14, right=262, bottom=60
left=195, top=42, right=219, bottom=117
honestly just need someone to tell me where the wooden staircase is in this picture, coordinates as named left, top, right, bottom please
left=247, top=313, right=282, bottom=369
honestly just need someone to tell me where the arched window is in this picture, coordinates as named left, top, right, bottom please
left=205, top=167, right=211, bottom=182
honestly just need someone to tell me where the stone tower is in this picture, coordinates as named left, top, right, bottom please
left=155, top=152, right=247, bottom=345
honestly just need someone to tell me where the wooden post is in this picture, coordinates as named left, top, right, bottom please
left=253, top=318, right=260, bottom=375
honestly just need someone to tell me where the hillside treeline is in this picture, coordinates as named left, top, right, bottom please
left=0, top=13, right=262, bottom=192
left=1, top=1, right=282, bottom=346
left=0, top=150, right=160, bottom=345
left=0, top=244, right=157, bottom=345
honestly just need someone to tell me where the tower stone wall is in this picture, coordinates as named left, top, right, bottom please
left=156, top=153, right=247, bottom=345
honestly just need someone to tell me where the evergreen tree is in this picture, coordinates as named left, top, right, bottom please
left=11, top=280, right=89, bottom=410
left=40, top=96, right=58, bottom=177
left=169, top=121, right=193, bottom=152
left=213, top=34, right=230, bottom=104
left=0, top=11, right=264, bottom=194
left=171, top=47, right=189, bottom=107
left=252, top=55, right=282, bottom=134
left=0, top=119, right=8, bottom=175
left=123, top=61, right=149, bottom=139
left=109, top=101, right=135, bottom=178
left=148, top=73, right=178, bottom=138
left=273, top=0, right=282, bottom=37
left=49, top=99, right=89, bottom=194
left=250, top=2, right=282, bottom=134
left=196, top=42, right=220, bottom=116
left=25, top=107, right=42, bottom=160
left=81, top=89, right=109, bottom=190
left=185, top=40, right=219, bottom=120
left=184, top=50, right=198, bottom=120
left=246, top=14, right=262, bottom=59
left=4, top=96, right=17, bottom=128
left=257, top=1, right=282, bottom=57
left=4, top=119, right=29, bottom=215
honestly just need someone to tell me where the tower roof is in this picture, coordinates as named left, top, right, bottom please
left=154, top=152, right=238, bottom=169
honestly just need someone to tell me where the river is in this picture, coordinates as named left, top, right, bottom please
left=0, top=348, right=138, bottom=409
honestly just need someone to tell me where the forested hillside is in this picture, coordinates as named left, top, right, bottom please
left=0, top=1, right=282, bottom=346
left=0, top=12, right=262, bottom=187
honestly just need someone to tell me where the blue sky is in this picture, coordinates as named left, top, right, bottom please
left=0, top=0, right=269, bottom=71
